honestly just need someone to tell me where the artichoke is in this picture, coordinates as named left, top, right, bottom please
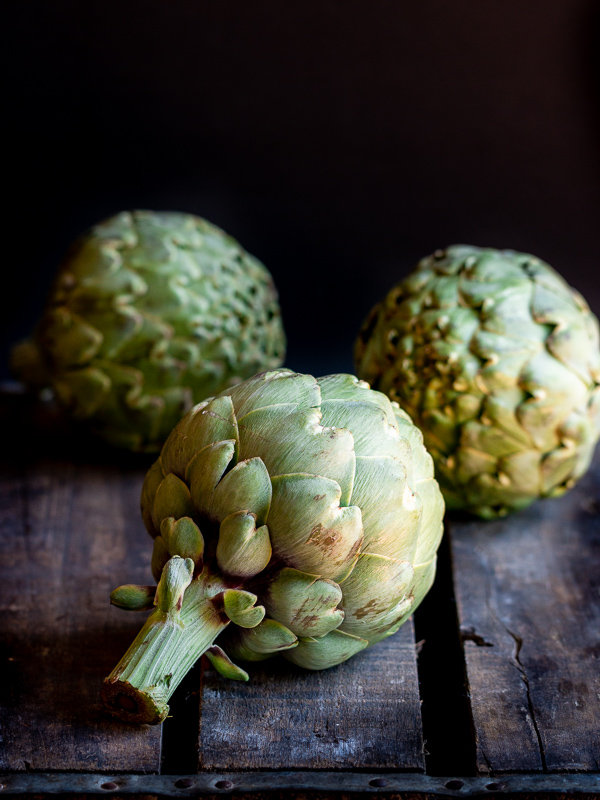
left=355, top=245, right=600, bottom=518
left=101, top=369, right=444, bottom=724
left=12, top=211, right=285, bottom=451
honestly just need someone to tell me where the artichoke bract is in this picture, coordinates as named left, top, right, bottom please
left=355, top=245, right=600, bottom=518
left=12, top=211, right=285, bottom=451
left=101, top=369, right=444, bottom=724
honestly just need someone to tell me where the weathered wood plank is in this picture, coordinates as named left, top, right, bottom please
left=0, top=399, right=161, bottom=773
left=199, top=618, right=424, bottom=770
left=451, top=449, right=600, bottom=774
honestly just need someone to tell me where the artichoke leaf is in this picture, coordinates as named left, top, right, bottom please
left=151, top=473, right=196, bottom=532
left=284, top=628, right=368, bottom=670
left=93, top=360, right=143, bottom=399
left=225, top=619, right=298, bottom=661
left=216, top=512, right=272, bottom=578
left=478, top=284, right=543, bottom=341
left=206, top=645, right=249, bottom=681
left=223, top=589, right=265, bottom=628
left=365, top=594, right=415, bottom=645
left=141, top=459, right=166, bottom=536
left=392, top=408, right=438, bottom=482
left=339, top=553, right=413, bottom=639
left=482, top=393, right=533, bottom=447
left=154, top=556, right=194, bottom=613
left=410, top=558, right=437, bottom=611
left=186, top=440, right=236, bottom=515
left=412, top=477, right=445, bottom=566
left=420, top=407, right=460, bottom=457
left=268, top=473, right=363, bottom=582
left=317, top=373, right=399, bottom=430
left=467, top=473, right=537, bottom=518
left=69, top=265, right=147, bottom=304
left=160, top=516, right=204, bottom=564
left=532, top=283, right=595, bottom=383
left=210, top=457, right=272, bottom=525
left=80, top=306, right=144, bottom=360
left=220, top=369, right=320, bottom=418
left=161, top=395, right=238, bottom=478
left=151, top=535, right=170, bottom=582
left=456, top=446, right=496, bottom=483
left=63, top=233, right=124, bottom=281
left=518, top=350, right=589, bottom=450
left=52, top=366, right=111, bottom=419
left=351, top=456, right=421, bottom=561
left=264, top=567, right=344, bottom=638
left=110, top=584, right=156, bottom=611
left=496, top=449, right=541, bottom=496
left=40, top=307, right=103, bottom=367
left=540, top=447, right=581, bottom=495
left=320, top=399, right=403, bottom=459
left=237, top=405, right=356, bottom=506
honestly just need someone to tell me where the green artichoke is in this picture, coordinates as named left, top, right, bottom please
left=12, top=211, right=285, bottom=451
left=101, top=369, right=444, bottom=724
left=355, top=245, right=600, bottom=518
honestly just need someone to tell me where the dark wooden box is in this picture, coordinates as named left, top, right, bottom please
left=1, top=394, right=598, bottom=797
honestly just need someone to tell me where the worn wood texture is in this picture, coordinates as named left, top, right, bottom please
left=450, top=449, right=600, bottom=774
left=0, top=397, right=161, bottom=772
left=199, top=619, right=425, bottom=771
left=5, top=391, right=600, bottom=779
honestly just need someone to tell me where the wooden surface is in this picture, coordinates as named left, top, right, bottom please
left=0, top=394, right=599, bottom=783
left=451, top=451, right=600, bottom=774
left=0, top=398, right=161, bottom=773
left=199, top=620, right=424, bottom=770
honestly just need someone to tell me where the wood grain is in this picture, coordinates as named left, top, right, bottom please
left=6, top=391, right=599, bottom=778
left=450, top=449, right=600, bottom=774
left=0, top=397, right=161, bottom=772
left=199, top=618, right=425, bottom=771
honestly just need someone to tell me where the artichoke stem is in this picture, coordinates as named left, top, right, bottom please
left=101, top=581, right=228, bottom=724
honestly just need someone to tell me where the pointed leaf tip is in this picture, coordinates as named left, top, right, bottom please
left=206, top=645, right=250, bottom=681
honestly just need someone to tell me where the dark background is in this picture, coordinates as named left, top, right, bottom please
left=4, top=0, right=600, bottom=379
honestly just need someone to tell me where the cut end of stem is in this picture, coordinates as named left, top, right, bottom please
left=101, top=678, right=169, bottom=725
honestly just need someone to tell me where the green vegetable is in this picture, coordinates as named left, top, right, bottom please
left=355, top=245, right=600, bottom=518
left=12, top=211, right=285, bottom=451
left=101, top=369, right=444, bottom=724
